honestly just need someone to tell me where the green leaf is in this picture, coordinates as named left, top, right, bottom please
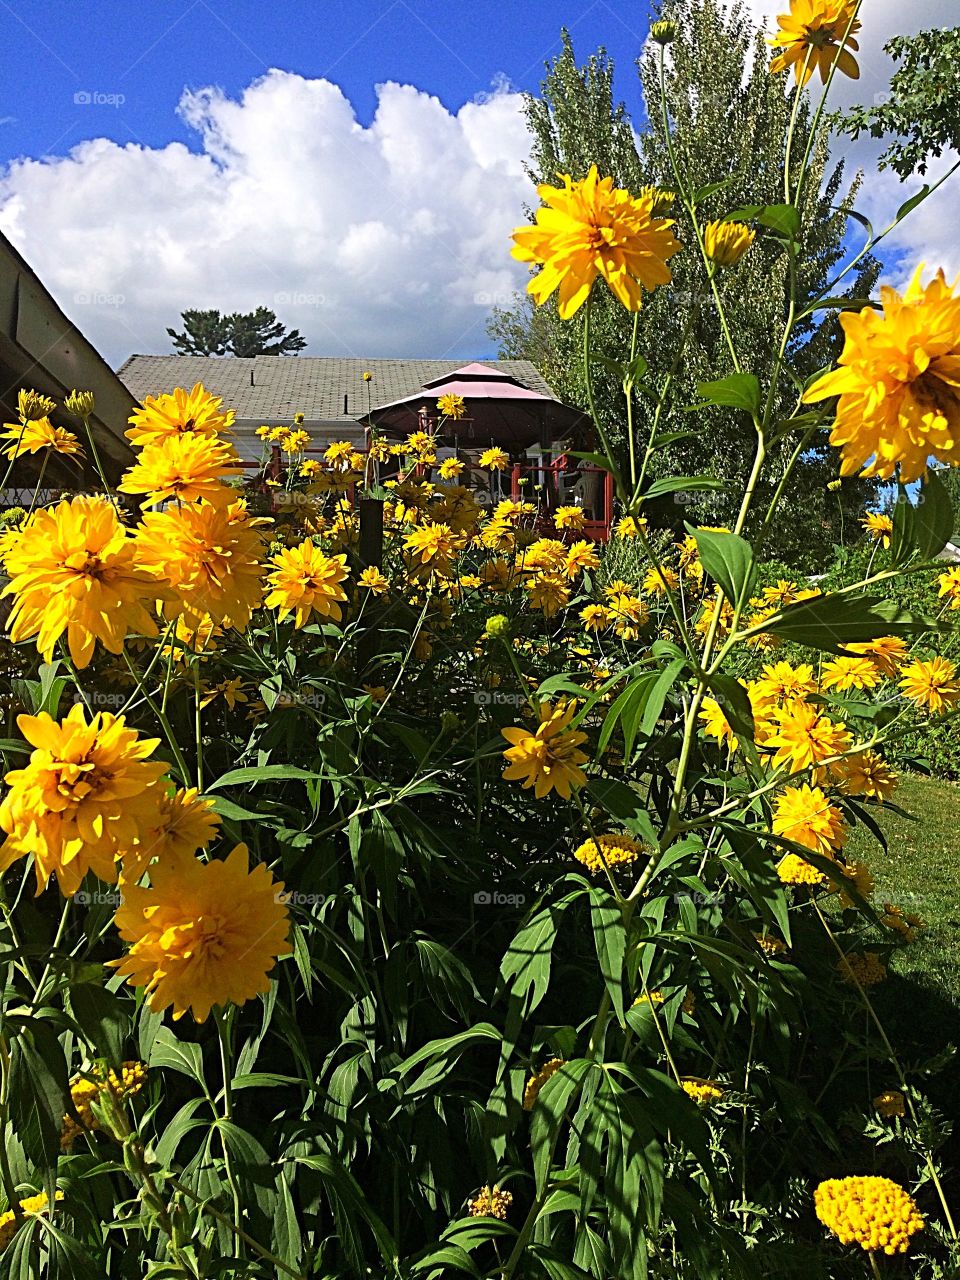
left=8, top=1022, right=69, bottom=1169
left=895, top=185, right=932, bottom=221
left=691, top=373, right=761, bottom=415
left=762, top=592, right=939, bottom=653
left=66, top=982, right=130, bottom=1068
left=890, top=472, right=953, bottom=566
left=530, top=1060, right=594, bottom=1193
left=589, top=889, right=626, bottom=1021
left=640, top=658, right=687, bottom=735
left=295, top=1153, right=396, bottom=1265
left=642, top=475, right=725, bottom=500
left=207, top=765, right=322, bottom=790
left=726, top=202, right=800, bottom=238
left=148, top=1024, right=205, bottom=1084
left=687, top=525, right=755, bottom=603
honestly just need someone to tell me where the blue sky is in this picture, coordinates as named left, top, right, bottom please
left=1, top=0, right=654, bottom=166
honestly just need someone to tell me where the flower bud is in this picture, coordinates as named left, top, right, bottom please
left=484, top=614, right=510, bottom=640
left=704, top=220, right=755, bottom=267
left=65, top=389, right=96, bottom=418
left=18, top=388, right=57, bottom=421
left=650, top=19, right=677, bottom=45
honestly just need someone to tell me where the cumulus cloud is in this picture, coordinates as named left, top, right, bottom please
left=0, top=71, right=534, bottom=368
left=739, top=0, right=960, bottom=285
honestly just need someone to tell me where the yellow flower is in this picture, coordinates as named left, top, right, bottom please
left=299, top=458, right=321, bottom=477
left=324, top=440, right=355, bottom=464
left=523, top=1058, right=565, bottom=1109
left=769, top=0, right=861, bottom=86
left=0, top=1191, right=64, bottom=1251
left=525, top=571, right=570, bottom=617
left=61, top=1061, right=148, bottom=1148
left=501, top=701, right=588, bottom=799
left=255, top=425, right=272, bottom=439
left=643, top=565, right=679, bottom=596
left=699, top=697, right=739, bottom=753
left=363, top=370, right=373, bottom=382
left=358, top=565, right=389, bottom=595
left=119, top=435, right=242, bottom=506
left=881, top=902, right=924, bottom=942
left=199, top=677, right=249, bottom=711
left=838, top=951, right=887, bottom=987
left=820, top=655, right=880, bottom=692
left=268, top=426, right=290, bottom=444
left=874, top=1090, right=906, bottom=1119
left=265, top=543, right=350, bottom=627
left=681, top=1078, right=724, bottom=1108
left=633, top=989, right=664, bottom=1007
left=704, top=220, right=755, bottom=266
left=468, top=1185, right=513, bottom=1219
left=615, top=515, right=646, bottom=539
left=2, top=416, right=83, bottom=460
left=554, top=505, right=585, bottom=531
left=838, top=860, right=874, bottom=908
left=581, top=603, right=613, bottom=632
left=136, top=497, right=267, bottom=630
left=437, top=393, right=466, bottom=420
left=0, top=703, right=167, bottom=896
left=754, top=932, right=788, bottom=957
left=2, top=495, right=162, bottom=668
left=765, top=703, right=852, bottom=778
left=777, top=852, right=827, bottom=886
left=773, top=784, right=846, bottom=855
left=564, top=540, right=600, bottom=578
left=112, top=844, right=291, bottom=1022
left=126, top=382, right=235, bottom=446
left=814, top=1176, right=923, bottom=1254
left=861, top=511, right=894, bottom=547
left=899, top=656, right=960, bottom=713
left=121, top=786, right=221, bottom=883
left=438, top=457, right=465, bottom=479
left=834, top=751, right=897, bottom=802
left=404, top=521, right=466, bottom=576
left=17, top=388, right=57, bottom=421
left=937, top=565, right=960, bottom=608
left=479, top=446, right=510, bottom=471
left=573, top=832, right=642, bottom=874
left=844, top=635, right=909, bottom=679
left=749, top=661, right=817, bottom=711
left=512, top=165, right=681, bottom=318
left=804, top=267, right=960, bottom=482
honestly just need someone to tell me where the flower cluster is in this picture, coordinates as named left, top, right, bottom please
left=814, top=1176, right=923, bottom=1254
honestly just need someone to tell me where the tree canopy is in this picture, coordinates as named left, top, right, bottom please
left=167, top=307, right=307, bottom=357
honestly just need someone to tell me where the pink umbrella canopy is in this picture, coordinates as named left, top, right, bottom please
left=365, top=362, right=590, bottom=448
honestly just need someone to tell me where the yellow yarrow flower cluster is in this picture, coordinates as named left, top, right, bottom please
left=467, top=1185, right=513, bottom=1219
left=573, top=832, right=643, bottom=874
left=681, top=1078, right=725, bottom=1108
left=61, top=1060, right=148, bottom=1148
left=838, top=951, right=887, bottom=988
left=814, top=1176, right=923, bottom=1254
left=0, top=1191, right=64, bottom=1252
left=523, top=1058, right=566, bottom=1110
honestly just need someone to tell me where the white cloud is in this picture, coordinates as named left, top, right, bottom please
left=0, top=71, right=534, bottom=368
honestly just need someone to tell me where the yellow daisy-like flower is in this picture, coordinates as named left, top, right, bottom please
left=615, top=515, right=646, bottom=539
left=861, top=512, right=894, bottom=546
left=814, top=1176, right=923, bottom=1254
left=281, top=429, right=310, bottom=455
left=777, top=851, right=827, bottom=886
left=899, top=656, right=960, bottom=714
left=573, top=832, right=642, bottom=874
left=501, top=700, right=588, bottom=799
left=324, top=440, right=355, bottom=464
left=0, top=703, right=167, bottom=896
left=834, top=750, right=897, bottom=802
left=299, top=458, right=321, bottom=477
left=580, top=603, right=613, bottom=632
left=881, top=901, right=924, bottom=942
left=436, top=393, right=466, bottom=420
left=564, top=540, right=600, bottom=578
left=358, top=565, right=389, bottom=595
left=126, top=382, right=235, bottom=447
left=804, top=267, right=960, bottom=482
left=765, top=703, right=852, bottom=778
left=118, top=434, right=242, bottom=506
left=699, top=697, right=739, bottom=753
left=18, top=388, right=57, bottom=421
left=2, top=495, right=162, bottom=668
left=478, top=446, right=510, bottom=471
left=120, top=786, right=221, bottom=883
left=111, top=843, right=292, bottom=1022
left=525, top=571, right=570, bottom=618
left=404, top=521, right=466, bottom=576
left=523, top=1058, right=566, bottom=1110
left=838, top=859, right=874, bottom=908
left=2, top=416, right=83, bottom=460
left=0, top=1191, right=64, bottom=1251
left=755, top=933, right=788, bottom=957
left=438, top=457, right=465, bottom=479
left=643, top=565, right=679, bottom=596
left=681, top=1077, right=724, bottom=1108
left=937, top=565, right=960, bottom=608
left=769, top=0, right=861, bottom=86
left=265, top=542, right=349, bottom=627
left=762, top=579, right=802, bottom=607
left=874, top=1090, right=906, bottom=1119
left=749, top=661, right=817, bottom=711
left=136, top=496, right=267, bottom=630
left=772, top=784, right=846, bottom=855
left=554, top=505, right=586, bottom=531
left=843, top=635, right=909, bottom=679
left=468, top=1185, right=513, bottom=1219
left=511, top=165, right=681, bottom=319
left=704, top=220, right=755, bottom=266
left=820, top=655, right=880, bottom=692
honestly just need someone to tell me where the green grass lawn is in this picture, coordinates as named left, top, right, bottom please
left=845, top=773, right=960, bottom=1011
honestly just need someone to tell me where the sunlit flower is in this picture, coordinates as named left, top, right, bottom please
left=468, top=1185, right=513, bottom=1219
left=643, top=565, right=679, bottom=596
left=265, top=542, right=350, bottom=627
left=820, top=655, right=880, bottom=692
left=804, top=267, right=960, bottom=482
left=479, top=446, right=510, bottom=471
left=121, top=786, right=221, bottom=883
left=773, top=784, right=846, bottom=855
left=616, top=515, right=646, bottom=539
left=844, top=635, right=909, bottom=678
left=0, top=1191, right=64, bottom=1251
left=769, top=0, right=861, bottom=86
left=704, top=220, right=755, bottom=266
left=126, top=382, right=235, bottom=446
left=573, top=832, right=642, bottom=874
left=502, top=700, right=588, bottom=799
left=112, top=844, right=291, bottom=1022
left=777, top=852, right=827, bottom=886
left=554, top=505, right=586, bottom=531
left=881, top=901, right=924, bottom=942
left=3, top=496, right=161, bottom=668
left=199, top=677, right=249, bottom=711
left=755, top=932, right=788, bottom=957
left=281, top=429, right=310, bottom=455
left=564, top=540, right=600, bottom=577
left=358, top=566, right=389, bottom=595
left=762, top=579, right=801, bottom=607
left=526, top=571, right=570, bottom=617
left=118, top=435, right=242, bottom=506
left=814, top=1176, right=923, bottom=1254
left=438, top=457, right=465, bottom=479
left=17, top=388, right=57, bottom=421
left=2, top=416, right=83, bottom=460
left=874, top=1090, right=906, bottom=1119
left=838, top=860, right=874, bottom=908
left=581, top=603, right=613, bottom=632
left=749, top=661, right=817, bottom=711
left=437, top=393, right=466, bottom=420
left=899, top=656, right=960, bottom=713
left=699, top=697, right=739, bottom=752
left=765, top=703, right=852, bottom=778
left=861, top=511, right=894, bottom=547
left=681, top=1078, right=724, bottom=1108
left=512, top=165, right=681, bottom=318
left=404, top=522, right=466, bottom=576
left=0, top=704, right=167, bottom=896
left=834, top=751, right=897, bottom=802
left=60, top=1061, right=148, bottom=1149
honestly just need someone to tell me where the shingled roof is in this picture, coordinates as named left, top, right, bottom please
left=118, top=355, right=557, bottom=423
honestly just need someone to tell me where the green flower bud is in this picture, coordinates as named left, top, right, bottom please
left=18, top=387, right=57, bottom=421
left=65, top=389, right=96, bottom=418
left=484, top=614, right=510, bottom=640
left=651, top=19, right=677, bottom=45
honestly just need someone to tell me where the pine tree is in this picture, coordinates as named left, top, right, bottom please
left=167, top=307, right=307, bottom=357
left=488, top=0, right=881, bottom=567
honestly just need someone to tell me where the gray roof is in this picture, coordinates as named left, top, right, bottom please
left=117, top=355, right=557, bottom=423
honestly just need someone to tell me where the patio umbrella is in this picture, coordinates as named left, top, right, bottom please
left=365, top=362, right=590, bottom=449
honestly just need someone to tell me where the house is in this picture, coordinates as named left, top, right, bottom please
left=118, top=355, right=565, bottom=463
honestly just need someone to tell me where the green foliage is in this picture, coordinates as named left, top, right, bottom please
left=167, top=306, right=307, bottom=357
